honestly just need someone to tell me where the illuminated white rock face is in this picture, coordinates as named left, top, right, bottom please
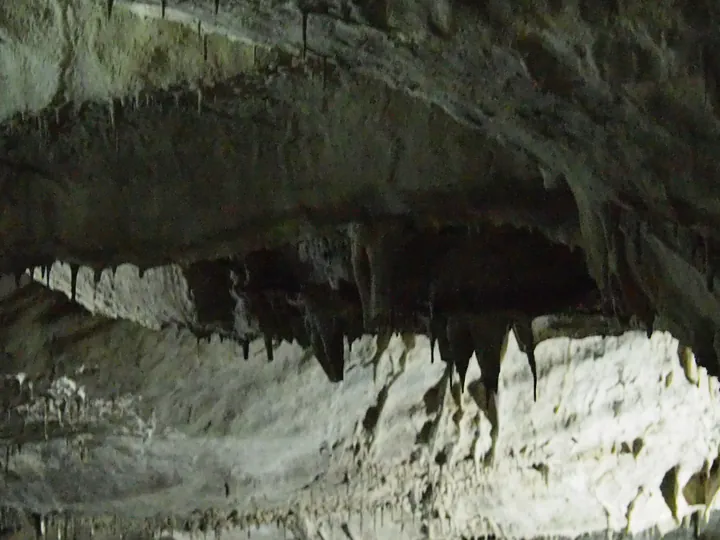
left=30, top=263, right=197, bottom=331
left=1, top=293, right=718, bottom=540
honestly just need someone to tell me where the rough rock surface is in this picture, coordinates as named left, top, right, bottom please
left=1, top=284, right=720, bottom=539
left=4, top=0, right=720, bottom=537
left=3, top=0, right=720, bottom=375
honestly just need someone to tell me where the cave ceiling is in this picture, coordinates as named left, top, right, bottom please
left=2, top=0, right=720, bottom=396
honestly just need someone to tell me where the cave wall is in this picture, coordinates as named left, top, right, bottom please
left=3, top=0, right=720, bottom=379
left=4, top=1, right=720, bottom=538
left=0, top=285, right=719, bottom=538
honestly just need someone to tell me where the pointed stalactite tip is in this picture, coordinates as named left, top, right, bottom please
left=69, top=264, right=79, bottom=303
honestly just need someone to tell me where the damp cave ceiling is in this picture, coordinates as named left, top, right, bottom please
left=3, top=0, right=720, bottom=537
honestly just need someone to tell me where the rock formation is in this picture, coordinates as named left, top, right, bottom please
left=2, top=0, right=720, bottom=537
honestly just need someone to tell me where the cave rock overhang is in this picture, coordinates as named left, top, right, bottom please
left=28, top=219, right=599, bottom=393
left=3, top=0, right=720, bottom=383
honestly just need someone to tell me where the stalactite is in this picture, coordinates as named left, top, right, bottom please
left=291, top=292, right=346, bottom=381
left=43, top=398, right=49, bottom=440
left=58, top=399, right=65, bottom=426
left=108, top=99, right=115, bottom=129
left=349, top=223, right=372, bottom=330
left=427, top=283, right=437, bottom=364
left=512, top=319, right=537, bottom=401
left=705, top=235, right=715, bottom=292
left=446, top=315, right=474, bottom=392
left=32, top=513, right=44, bottom=538
left=264, top=334, right=274, bottom=362
left=348, top=222, right=400, bottom=332
left=69, top=263, right=79, bottom=302
left=290, top=314, right=311, bottom=349
left=613, top=210, right=655, bottom=336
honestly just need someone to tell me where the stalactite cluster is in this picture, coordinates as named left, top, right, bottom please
left=179, top=220, right=600, bottom=400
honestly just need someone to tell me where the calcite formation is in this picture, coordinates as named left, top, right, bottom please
left=0, top=283, right=718, bottom=538
left=2, top=0, right=720, bottom=537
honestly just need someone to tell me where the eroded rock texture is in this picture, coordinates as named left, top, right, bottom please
left=3, top=0, right=720, bottom=537
left=29, top=223, right=599, bottom=398
left=1, top=0, right=720, bottom=383
left=0, top=284, right=719, bottom=539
